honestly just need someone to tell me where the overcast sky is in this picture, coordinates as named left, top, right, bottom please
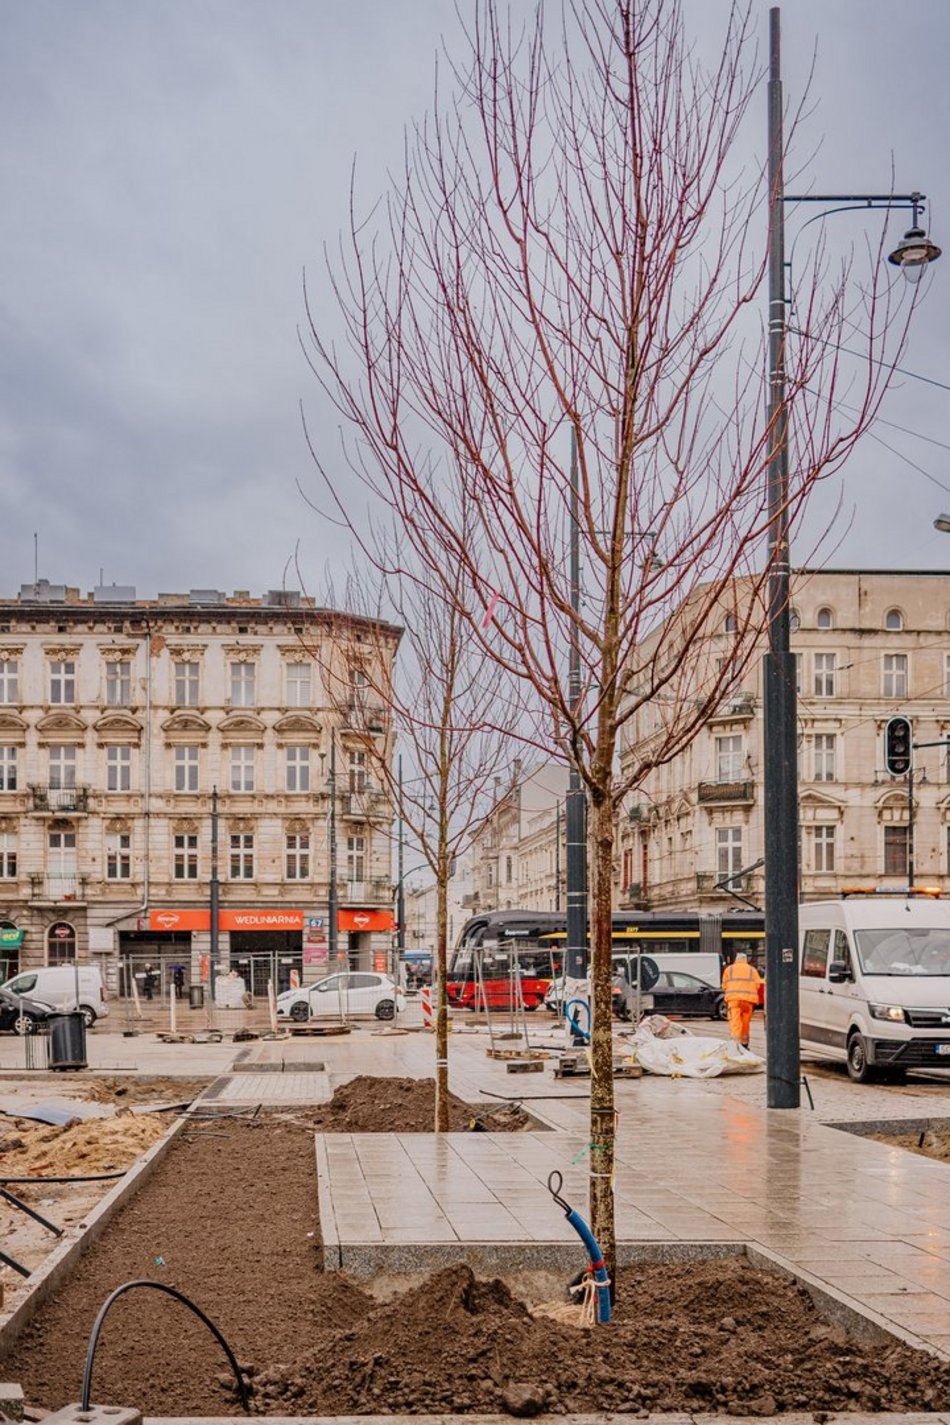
left=1, top=0, right=948, bottom=602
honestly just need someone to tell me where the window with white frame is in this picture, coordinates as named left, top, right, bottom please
left=813, top=733, right=837, bottom=782
left=0, top=746, right=16, bottom=792
left=347, top=835, right=365, bottom=882
left=945, top=653, right=950, bottom=699
left=105, top=660, right=131, bottom=706
left=715, top=734, right=743, bottom=783
left=285, top=746, right=310, bottom=792
left=106, top=831, right=131, bottom=880
left=230, top=833, right=254, bottom=879
left=286, top=833, right=310, bottom=879
left=813, top=824, right=836, bottom=872
left=174, top=745, right=199, bottom=792
left=0, top=832, right=16, bottom=879
left=884, top=608, right=904, bottom=631
left=286, top=662, right=311, bottom=707
left=230, top=662, right=256, bottom=708
left=813, top=652, right=837, bottom=698
left=49, top=745, right=77, bottom=789
left=816, top=606, right=834, bottom=629
left=174, top=662, right=200, bottom=707
left=230, top=746, right=255, bottom=793
left=173, top=833, right=198, bottom=880
left=716, top=826, right=743, bottom=879
left=883, top=653, right=908, bottom=698
left=794, top=652, right=802, bottom=695
left=0, top=660, right=19, bottom=705
left=106, top=746, right=131, bottom=792
left=348, top=749, right=367, bottom=793
left=49, top=659, right=76, bottom=704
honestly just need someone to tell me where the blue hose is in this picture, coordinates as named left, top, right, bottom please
left=547, top=1170, right=612, bottom=1324
left=565, top=997, right=591, bottom=1044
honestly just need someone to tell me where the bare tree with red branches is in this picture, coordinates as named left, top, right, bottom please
left=302, top=0, right=919, bottom=1283
left=311, top=532, right=527, bottom=1131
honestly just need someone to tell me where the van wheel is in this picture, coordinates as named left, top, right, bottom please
left=80, top=1005, right=96, bottom=1029
left=13, top=1015, right=34, bottom=1036
left=846, top=1033, right=876, bottom=1083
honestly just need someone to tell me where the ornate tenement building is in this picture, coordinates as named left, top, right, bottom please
left=616, top=569, right=950, bottom=911
left=0, top=580, right=400, bottom=997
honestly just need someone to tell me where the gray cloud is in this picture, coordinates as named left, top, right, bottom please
left=1, top=0, right=948, bottom=598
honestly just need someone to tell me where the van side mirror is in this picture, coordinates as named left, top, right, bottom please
left=828, top=960, right=852, bottom=983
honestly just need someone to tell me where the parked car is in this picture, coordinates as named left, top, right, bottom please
left=647, top=971, right=727, bottom=1021
left=276, top=972, right=405, bottom=1023
left=0, top=987, right=56, bottom=1035
left=1, top=966, right=109, bottom=1028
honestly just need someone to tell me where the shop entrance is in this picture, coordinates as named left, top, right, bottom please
left=229, top=930, right=302, bottom=997
left=117, top=931, right=193, bottom=1001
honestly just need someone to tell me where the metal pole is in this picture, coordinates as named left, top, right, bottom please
left=396, top=755, right=405, bottom=961
left=565, top=428, right=588, bottom=979
left=328, top=731, right=339, bottom=965
left=209, top=785, right=219, bottom=1008
left=763, top=6, right=801, bottom=1109
left=908, top=769, right=915, bottom=885
left=554, top=800, right=561, bottom=913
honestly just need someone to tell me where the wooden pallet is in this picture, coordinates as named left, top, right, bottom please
left=286, top=1022, right=352, bottom=1037
left=506, top=1059, right=545, bottom=1073
left=555, top=1054, right=641, bottom=1079
left=485, top=1047, right=548, bottom=1061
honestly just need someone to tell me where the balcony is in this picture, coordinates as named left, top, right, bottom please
left=29, top=874, right=88, bottom=905
left=30, top=785, right=90, bottom=815
left=344, top=877, right=392, bottom=903
left=340, top=791, right=387, bottom=819
left=709, top=694, right=756, bottom=722
left=342, top=701, right=387, bottom=735
left=697, top=779, right=754, bottom=806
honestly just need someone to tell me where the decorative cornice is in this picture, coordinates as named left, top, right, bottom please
left=273, top=712, right=321, bottom=738
left=222, top=645, right=261, bottom=662
left=35, top=711, right=87, bottom=740
left=166, top=646, right=206, bottom=662
left=93, top=712, right=143, bottom=743
left=43, top=646, right=81, bottom=662
left=0, top=646, right=25, bottom=659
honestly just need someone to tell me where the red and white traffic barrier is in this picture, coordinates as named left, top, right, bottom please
left=420, top=985, right=433, bottom=1029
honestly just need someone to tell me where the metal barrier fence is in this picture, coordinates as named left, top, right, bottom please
left=24, top=1023, right=50, bottom=1071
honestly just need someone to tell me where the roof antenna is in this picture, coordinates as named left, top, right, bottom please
left=33, top=533, right=38, bottom=595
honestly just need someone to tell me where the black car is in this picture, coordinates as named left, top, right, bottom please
left=0, top=987, right=55, bottom=1035
left=648, top=971, right=727, bottom=1021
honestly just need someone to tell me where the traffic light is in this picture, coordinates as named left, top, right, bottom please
left=884, top=716, right=913, bottom=776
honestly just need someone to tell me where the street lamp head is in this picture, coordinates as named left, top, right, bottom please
left=933, top=514, right=950, bottom=534
left=888, top=225, right=942, bottom=283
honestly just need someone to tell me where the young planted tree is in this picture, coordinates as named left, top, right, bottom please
left=312, top=536, right=524, bottom=1131
left=303, top=0, right=918, bottom=1281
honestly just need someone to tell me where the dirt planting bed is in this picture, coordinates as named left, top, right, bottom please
left=276, top=1074, right=531, bottom=1133
left=4, top=1076, right=950, bottom=1417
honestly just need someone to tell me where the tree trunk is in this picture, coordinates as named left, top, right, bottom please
left=588, top=787, right=617, bottom=1286
left=435, top=861, right=450, bottom=1131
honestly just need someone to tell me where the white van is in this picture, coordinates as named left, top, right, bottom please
left=1, top=966, right=109, bottom=1028
left=799, top=895, right=950, bottom=1082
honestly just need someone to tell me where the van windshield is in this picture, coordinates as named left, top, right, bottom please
left=854, top=928, right=950, bottom=976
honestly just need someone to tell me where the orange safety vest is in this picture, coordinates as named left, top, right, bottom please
left=721, top=959, right=761, bottom=1004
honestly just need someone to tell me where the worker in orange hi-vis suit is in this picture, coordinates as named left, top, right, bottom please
left=721, top=951, right=762, bottom=1050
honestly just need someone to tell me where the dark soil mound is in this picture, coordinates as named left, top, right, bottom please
left=248, top=1258, right=950, bottom=1417
left=287, top=1074, right=529, bottom=1132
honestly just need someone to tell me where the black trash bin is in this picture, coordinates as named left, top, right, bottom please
left=189, top=984, right=204, bottom=1010
left=48, top=1012, right=87, bottom=1071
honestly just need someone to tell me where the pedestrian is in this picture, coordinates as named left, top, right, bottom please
left=721, top=951, right=762, bottom=1050
left=172, top=964, right=185, bottom=998
left=143, top=962, right=156, bottom=1001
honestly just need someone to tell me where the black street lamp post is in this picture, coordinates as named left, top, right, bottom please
left=764, top=6, right=939, bottom=1109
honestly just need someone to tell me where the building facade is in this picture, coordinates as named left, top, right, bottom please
left=617, top=569, right=950, bottom=911
left=0, top=580, right=399, bottom=999
left=463, top=763, right=570, bottom=916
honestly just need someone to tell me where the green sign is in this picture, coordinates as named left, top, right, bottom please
left=0, top=929, right=24, bottom=947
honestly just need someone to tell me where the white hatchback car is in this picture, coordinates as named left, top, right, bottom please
left=276, top=972, right=405, bottom=1024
